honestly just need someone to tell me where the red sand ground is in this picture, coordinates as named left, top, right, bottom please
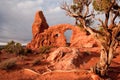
left=0, top=48, right=120, bottom=80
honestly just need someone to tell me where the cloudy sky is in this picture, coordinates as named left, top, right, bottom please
left=0, top=0, right=74, bottom=44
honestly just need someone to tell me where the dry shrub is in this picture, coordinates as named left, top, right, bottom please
left=0, top=58, right=17, bottom=70
left=4, top=41, right=32, bottom=56
left=39, top=46, right=52, bottom=54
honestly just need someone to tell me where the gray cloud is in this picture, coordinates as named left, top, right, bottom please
left=0, top=0, right=74, bottom=44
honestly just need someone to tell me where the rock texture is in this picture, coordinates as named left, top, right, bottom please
left=27, top=24, right=98, bottom=50
left=47, top=47, right=83, bottom=70
left=32, top=11, right=49, bottom=37
left=27, top=11, right=98, bottom=50
left=37, top=70, right=102, bottom=80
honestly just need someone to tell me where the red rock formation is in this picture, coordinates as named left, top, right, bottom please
left=32, top=11, right=49, bottom=37
left=70, top=34, right=98, bottom=48
left=27, top=11, right=98, bottom=50
left=47, top=47, right=82, bottom=70
left=27, top=24, right=98, bottom=50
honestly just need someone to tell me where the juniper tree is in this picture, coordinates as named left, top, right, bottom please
left=61, top=0, right=120, bottom=76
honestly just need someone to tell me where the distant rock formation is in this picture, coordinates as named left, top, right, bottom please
left=32, top=11, right=49, bottom=37
left=27, top=11, right=98, bottom=50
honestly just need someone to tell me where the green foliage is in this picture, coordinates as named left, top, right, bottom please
left=4, top=41, right=32, bottom=56
left=93, top=0, right=111, bottom=12
left=0, top=47, right=4, bottom=51
left=98, top=25, right=104, bottom=32
left=70, top=0, right=91, bottom=15
left=71, top=2, right=83, bottom=13
left=23, top=48, right=32, bottom=55
left=39, top=46, right=52, bottom=54
left=15, top=43, right=24, bottom=55
left=69, top=0, right=93, bottom=26
left=62, top=0, right=120, bottom=77
left=4, top=41, right=24, bottom=55
left=4, top=41, right=16, bottom=53
left=0, top=58, right=17, bottom=70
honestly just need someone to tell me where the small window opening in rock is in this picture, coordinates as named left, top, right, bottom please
left=64, top=30, right=73, bottom=45
left=55, top=34, right=60, bottom=38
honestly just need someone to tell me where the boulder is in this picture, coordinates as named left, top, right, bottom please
left=47, top=47, right=83, bottom=70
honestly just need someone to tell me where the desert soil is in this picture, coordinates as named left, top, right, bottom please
left=0, top=47, right=120, bottom=80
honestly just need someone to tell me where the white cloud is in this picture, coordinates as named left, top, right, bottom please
left=47, top=7, right=61, bottom=13
left=17, top=0, right=43, bottom=9
left=0, top=0, right=74, bottom=43
left=0, top=42, right=7, bottom=45
left=16, top=0, right=43, bottom=15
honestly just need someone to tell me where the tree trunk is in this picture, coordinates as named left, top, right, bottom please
left=108, top=47, right=114, bottom=65
left=93, top=48, right=108, bottom=76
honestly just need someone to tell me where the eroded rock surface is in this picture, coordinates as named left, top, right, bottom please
left=27, top=24, right=98, bottom=50
left=32, top=11, right=49, bottom=37
left=27, top=11, right=98, bottom=50
left=47, top=47, right=83, bottom=70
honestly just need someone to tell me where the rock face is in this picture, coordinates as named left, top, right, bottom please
left=47, top=47, right=83, bottom=70
left=32, top=11, right=49, bottom=37
left=27, top=11, right=98, bottom=50
left=71, top=34, right=98, bottom=48
left=27, top=24, right=98, bottom=50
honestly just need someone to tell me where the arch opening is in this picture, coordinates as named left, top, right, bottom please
left=64, top=29, right=73, bottom=46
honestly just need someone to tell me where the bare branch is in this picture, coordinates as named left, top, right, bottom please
left=83, top=0, right=92, bottom=18
left=113, top=11, right=119, bottom=23
left=107, top=0, right=115, bottom=12
left=85, top=11, right=94, bottom=18
left=61, top=0, right=120, bottom=76
left=112, top=24, right=120, bottom=39
left=94, top=18, right=109, bottom=32
left=61, top=2, right=83, bottom=18
left=104, top=0, right=116, bottom=28
left=83, top=5, right=89, bottom=18
left=109, top=11, right=119, bottom=29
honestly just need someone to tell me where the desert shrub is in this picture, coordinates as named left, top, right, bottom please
left=23, top=48, right=32, bottom=55
left=4, top=41, right=16, bottom=53
left=32, top=59, right=41, bottom=66
left=39, top=46, right=52, bottom=54
left=14, top=43, right=24, bottom=55
left=0, top=58, right=17, bottom=70
left=4, top=41, right=32, bottom=56
left=0, top=46, right=4, bottom=51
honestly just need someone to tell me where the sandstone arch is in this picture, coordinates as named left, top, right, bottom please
left=27, top=23, right=98, bottom=50
left=64, top=29, right=73, bottom=45
left=27, top=24, right=84, bottom=50
left=27, top=11, right=98, bottom=50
